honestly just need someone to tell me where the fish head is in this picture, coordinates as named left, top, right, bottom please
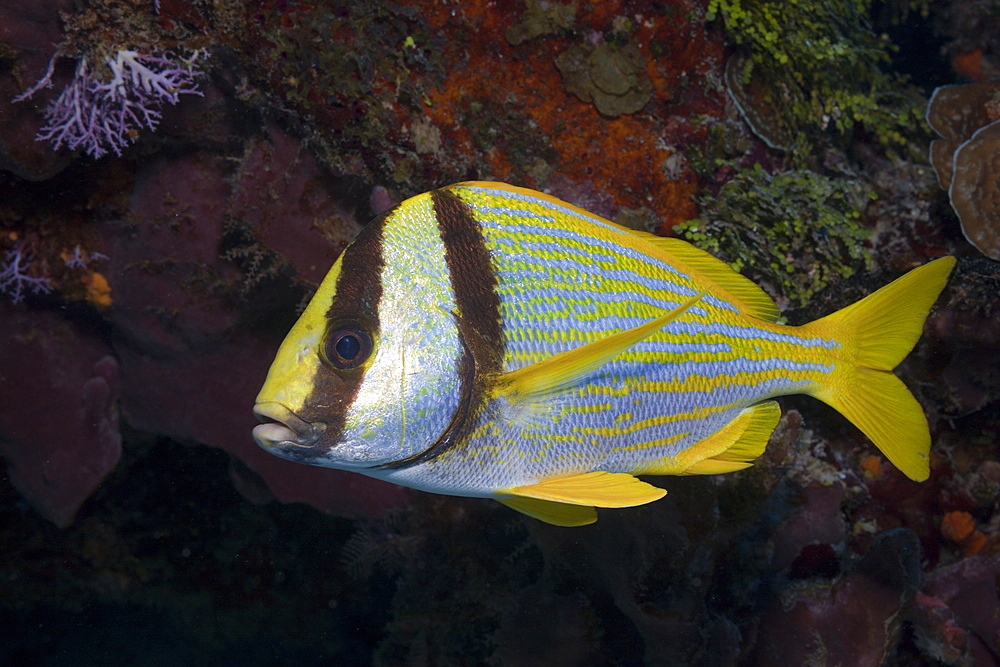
left=252, top=196, right=469, bottom=470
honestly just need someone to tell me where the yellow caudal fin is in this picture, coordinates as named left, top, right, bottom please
left=805, top=257, right=956, bottom=481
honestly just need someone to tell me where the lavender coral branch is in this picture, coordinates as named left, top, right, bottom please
left=15, top=50, right=208, bottom=159
left=64, top=244, right=108, bottom=269
left=0, top=243, right=53, bottom=303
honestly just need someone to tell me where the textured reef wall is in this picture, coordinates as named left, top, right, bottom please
left=1, top=0, right=998, bottom=664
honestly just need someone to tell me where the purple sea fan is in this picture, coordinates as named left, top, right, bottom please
left=15, top=49, right=208, bottom=159
left=0, top=242, right=53, bottom=303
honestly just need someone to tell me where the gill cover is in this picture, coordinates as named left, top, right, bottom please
left=253, top=193, right=468, bottom=468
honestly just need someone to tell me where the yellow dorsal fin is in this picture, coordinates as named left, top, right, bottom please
left=502, top=471, right=667, bottom=508
left=493, top=292, right=705, bottom=400
left=496, top=497, right=598, bottom=526
left=630, top=233, right=780, bottom=322
left=454, top=182, right=776, bottom=321
left=638, top=401, right=781, bottom=476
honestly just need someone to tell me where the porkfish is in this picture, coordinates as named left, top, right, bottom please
left=252, top=182, right=955, bottom=526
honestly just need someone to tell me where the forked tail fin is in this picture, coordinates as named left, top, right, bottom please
left=804, top=257, right=956, bottom=481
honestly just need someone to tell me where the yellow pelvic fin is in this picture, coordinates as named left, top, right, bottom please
left=501, top=471, right=667, bottom=508
left=805, top=257, right=956, bottom=482
left=496, top=497, right=597, bottom=526
left=494, top=292, right=705, bottom=400
left=630, top=233, right=780, bottom=322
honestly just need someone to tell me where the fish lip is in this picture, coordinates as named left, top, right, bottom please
left=252, top=402, right=327, bottom=448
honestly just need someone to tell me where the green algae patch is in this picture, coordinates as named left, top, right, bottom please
left=707, top=0, right=927, bottom=161
left=675, top=164, right=873, bottom=309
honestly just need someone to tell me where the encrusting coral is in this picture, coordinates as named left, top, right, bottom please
left=723, top=52, right=792, bottom=151
left=926, top=81, right=1000, bottom=260
left=554, top=23, right=653, bottom=118
left=926, top=82, right=1000, bottom=188
left=949, top=119, right=1000, bottom=260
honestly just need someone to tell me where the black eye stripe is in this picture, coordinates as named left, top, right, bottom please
left=324, top=326, right=373, bottom=370
left=302, top=211, right=386, bottom=447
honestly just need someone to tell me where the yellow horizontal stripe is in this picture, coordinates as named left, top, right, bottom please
left=612, top=431, right=687, bottom=454
left=583, top=369, right=820, bottom=398
left=572, top=401, right=740, bottom=438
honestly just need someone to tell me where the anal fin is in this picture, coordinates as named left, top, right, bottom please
left=496, top=497, right=597, bottom=526
left=675, top=401, right=781, bottom=475
left=501, top=471, right=667, bottom=508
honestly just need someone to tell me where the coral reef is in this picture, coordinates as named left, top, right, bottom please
left=0, top=0, right=997, bottom=664
left=242, top=0, right=721, bottom=230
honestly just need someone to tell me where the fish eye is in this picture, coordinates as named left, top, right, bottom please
left=324, top=325, right=373, bottom=370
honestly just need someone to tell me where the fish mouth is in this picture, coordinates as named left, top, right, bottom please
left=252, top=402, right=327, bottom=449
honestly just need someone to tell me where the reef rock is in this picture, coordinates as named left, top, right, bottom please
left=748, top=528, right=921, bottom=665
left=0, top=307, right=121, bottom=526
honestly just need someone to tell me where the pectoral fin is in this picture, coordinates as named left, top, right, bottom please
left=501, top=471, right=667, bottom=508
left=494, top=292, right=706, bottom=400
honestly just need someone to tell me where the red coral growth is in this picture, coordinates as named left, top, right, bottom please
left=859, top=454, right=884, bottom=481
left=416, top=0, right=721, bottom=230
left=941, top=510, right=976, bottom=542
left=941, top=510, right=987, bottom=556
left=951, top=48, right=998, bottom=82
